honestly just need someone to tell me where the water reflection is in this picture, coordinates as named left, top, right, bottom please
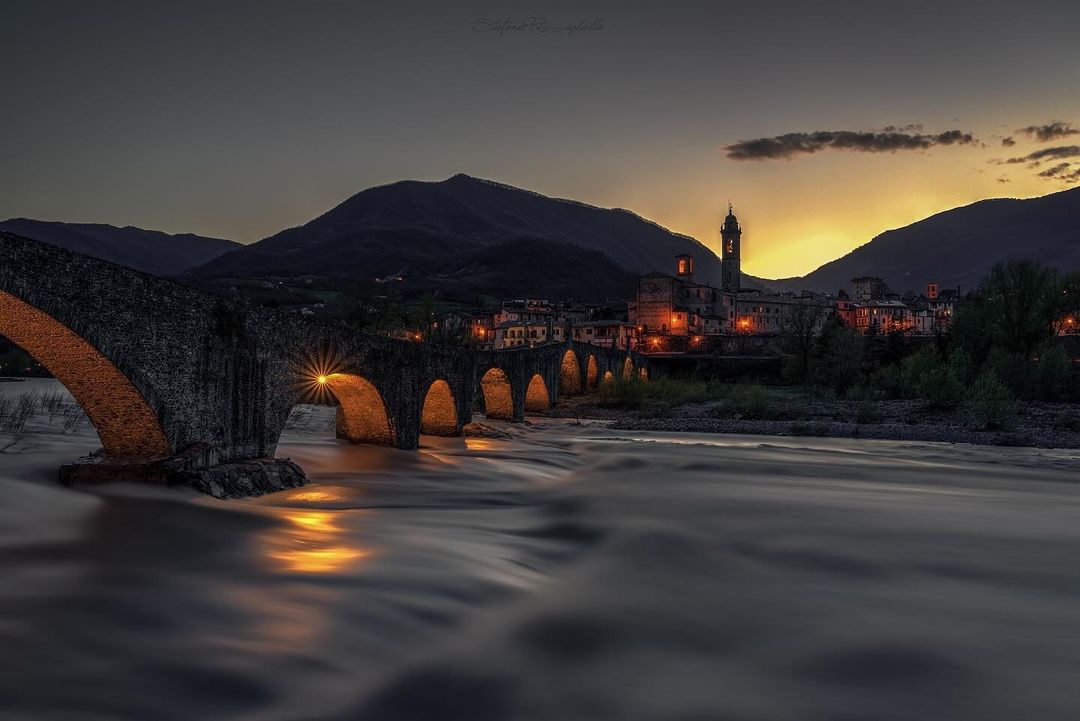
left=287, top=489, right=345, bottom=504
left=264, top=509, right=370, bottom=574
left=465, top=437, right=497, bottom=451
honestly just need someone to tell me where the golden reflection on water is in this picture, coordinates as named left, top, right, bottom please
left=465, top=438, right=496, bottom=451
left=287, top=489, right=344, bottom=503
left=265, top=509, right=370, bottom=574
left=287, top=511, right=338, bottom=532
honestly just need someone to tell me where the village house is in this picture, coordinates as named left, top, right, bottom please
left=494, top=320, right=565, bottom=348
left=854, top=299, right=913, bottom=334
left=843, top=280, right=957, bottom=336
left=571, top=320, right=636, bottom=349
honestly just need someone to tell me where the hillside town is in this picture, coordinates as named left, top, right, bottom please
left=458, top=206, right=960, bottom=353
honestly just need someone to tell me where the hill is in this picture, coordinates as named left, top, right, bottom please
left=0, top=219, right=239, bottom=276
left=781, top=186, right=1080, bottom=294
left=194, top=174, right=763, bottom=301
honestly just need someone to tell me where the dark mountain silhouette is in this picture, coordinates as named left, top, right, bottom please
left=0, top=218, right=239, bottom=276
left=194, top=174, right=763, bottom=300
left=778, top=186, right=1080, bottom=294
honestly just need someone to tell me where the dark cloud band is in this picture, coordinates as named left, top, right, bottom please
left=996, top=145, right=1080, bottom=185
left=725, top=129, right=976, bottom=160
left=1002, top=145, right=1080, bottom=164
left=1017, top=122, right=1078, bottom=142
left=1037, top=162, right=1072, bottom=178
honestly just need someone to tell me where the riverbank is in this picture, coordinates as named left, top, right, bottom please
left=551, top=384, right=1080, bottom=449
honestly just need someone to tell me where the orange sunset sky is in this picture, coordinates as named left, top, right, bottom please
left=2, top=1, right=1078, bottom=279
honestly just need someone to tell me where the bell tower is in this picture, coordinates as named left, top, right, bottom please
left=721, top=202, right=741, bottom=292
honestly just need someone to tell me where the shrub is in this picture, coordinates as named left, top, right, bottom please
left=963, top=373, right=1018, bottom=431
left=776, top=399, right=810, bottom=421
left=900, top=347, right=939, bottom=396
left=918, top=367, right=964, bottom=409
left=703, top=381, right=731, bottom=401
left=855, top=402, right=883, bottom=424
left=790, top=420, right=828, bottom=436
left=947, top=348, right=975, bottom=386
left=845, top=384, right=873, bottom=402
left=870, top=364, right=904, bottom=399
left=0, top=392, right=37, bottom=434
left=1035, top=344, right=1072, bottom=401
left=596, top=379, right=647, bottom=409
left=728, top=383, right=773, bottom=420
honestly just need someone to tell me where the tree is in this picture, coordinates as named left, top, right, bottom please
left=952, top=259, right=1078, bottom=399
left=781, top=301, right=826, bottom=383
left=980, top=260, right=1059, bottom=358
left=809, top=314, right=864, bottom=392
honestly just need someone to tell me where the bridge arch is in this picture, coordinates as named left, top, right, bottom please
left=586, top=355, right=598, bottom=390
left=322, top=372, right=394, bottom=445
left=525, top=373, right=550, bottom=412
left=0, top=289, right=170, bottom=458
left=560, top=349, right=582, bottom=396
left=479, top=368, right=513, bottom=420
left=639, top=367, right=649, bottom=381
left=602, top=370, right=614, bottom=384
left=623, top=357, right=634, bottom=380
left=421, top=379, right=458, bottom=436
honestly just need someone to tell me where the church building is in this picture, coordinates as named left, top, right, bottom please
left=628, top=205, right=834, bottom=349
left=628, top=205, right=745, bottom=340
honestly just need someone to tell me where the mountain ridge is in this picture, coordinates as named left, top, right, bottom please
left=0, top=218, right=239, bottom=276
left=773, top=186, right=1080, bottom=294
left=193, top=174, right=767, bottom=300
left=10, top=179, right=1079, bottom=300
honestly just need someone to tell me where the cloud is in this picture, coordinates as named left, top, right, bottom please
left=882, top=123, right=923, bottom=133
left=1017, top=121, right=1079, bottom=142
left=1037, top=162, right=1072, bottom=178
left=1001, top=136, right=1016, bottom=147
left=1035, top=163, right=1080, bottom=184
left=724, top=128, right=977, bottom=160
left=1001, top=145, right=1080, bottom=164
left=990, top=144, right=1080, bottom=185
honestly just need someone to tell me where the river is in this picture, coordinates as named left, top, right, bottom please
left=2, top=378, right=1080, bottom=720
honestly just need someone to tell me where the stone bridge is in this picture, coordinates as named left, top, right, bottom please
left=0, top=232, right=648, bottom=490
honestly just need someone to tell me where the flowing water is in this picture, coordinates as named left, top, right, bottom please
left=2, top=379, right=1080, bottom=720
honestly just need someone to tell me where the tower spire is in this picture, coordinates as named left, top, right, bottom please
left=721, top=200, right=742, bottom=293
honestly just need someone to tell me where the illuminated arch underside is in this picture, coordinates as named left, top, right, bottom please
left=560, top=350, right=581, bottom=396
left=602, top=370, right=614, bottom=384
left=586, top=356, right=598, bottom=389
left=324, top=373, right=394, bottom=445
left=0, top=289, right=170, bottom=458
left=623, top=357, right=634, bottom=380
left=639, top=367, right=649, bottom=381
left=525, top=374, right=549, bottom=412
left=480, top=368, right=513, bottom=420
left=421, top=379, right=458, bottom=436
